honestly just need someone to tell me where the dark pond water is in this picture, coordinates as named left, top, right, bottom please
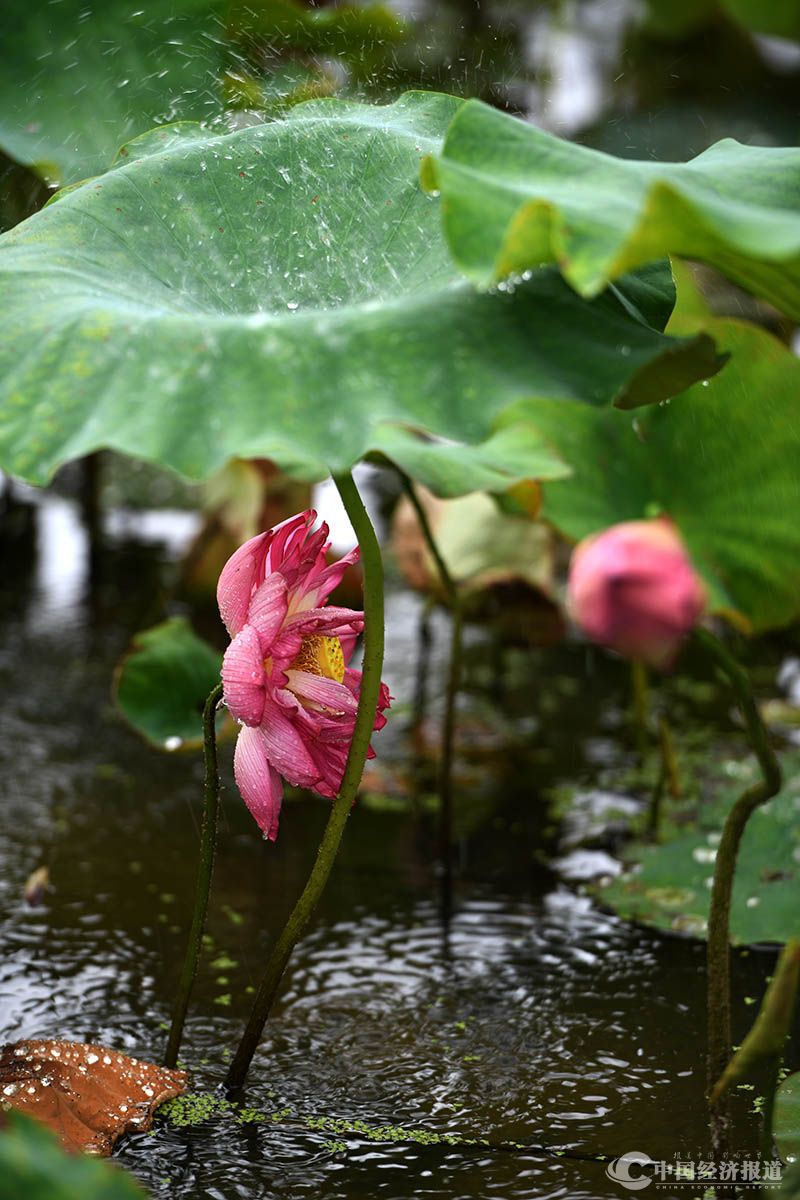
left=0, top=477, right=785, bottom=1200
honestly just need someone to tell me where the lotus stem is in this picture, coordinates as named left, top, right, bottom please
left=660, top=715, right=681, bottom=800
left=224, top=471, right=385, bottom=1091
left=647, top=758, right=665, bottom=842
left=693, top=629, right=782, bottom=1114
left=411, top=594, right=434, bottom=734
left=165, top=680, right=224, bottom=1068
left=630, top=657, right=649, bottom=761
left=647, top=716, right=679, bottom=840
left=400, top=477, right=463, bottom=897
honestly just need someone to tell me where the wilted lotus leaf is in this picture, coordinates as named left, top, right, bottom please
left=0, top=1040, right=188, bottom=1155
left=393, top=489, right=556, bottom=598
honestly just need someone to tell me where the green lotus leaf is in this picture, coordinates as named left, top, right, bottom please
left=114, top=617, right=223, bottom=751
left=596, top=755, right=800, bottom=944
left=0, top=93, right=722, bottom=493
left=369, top=422, right=570, bottom=499
left=424, top=98, right=800, bottom=319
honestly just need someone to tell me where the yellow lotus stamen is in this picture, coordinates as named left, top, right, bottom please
left=290, top=634, right=345, bottom=683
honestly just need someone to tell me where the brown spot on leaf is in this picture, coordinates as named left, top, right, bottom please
left=0, top=1039, right=187, bottom=1155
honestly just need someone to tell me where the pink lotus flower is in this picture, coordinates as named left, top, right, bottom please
left=218, top=510, right=391, bottom=840
left=567, top=518, right=706, bottom=670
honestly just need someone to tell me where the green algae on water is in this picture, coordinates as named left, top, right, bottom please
left=158, top=1093, right=499, bottom=1148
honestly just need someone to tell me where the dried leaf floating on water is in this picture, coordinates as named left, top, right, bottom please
left=23, top=865, right=50, bottom=905
left=0, top=1040, right=188, bottom=1155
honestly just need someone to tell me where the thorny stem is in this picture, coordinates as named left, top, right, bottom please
left=693, top=630, right=782, bottom=1124
left=165, top=681, right=224, bottom=1069
left=224, top=472, right=385, bottom=1092
left=400, top=477, right=464, bottom=902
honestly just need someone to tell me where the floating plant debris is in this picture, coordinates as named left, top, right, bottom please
left=23, top=865, right=50, bottom=906
left=0, top=1040, right=188, bottom=1155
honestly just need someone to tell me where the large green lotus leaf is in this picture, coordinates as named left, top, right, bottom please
left=523, top=315, right=800, bottom=632
left=423, top=99, right=800, bottom=319
left=596, top=755, right=800, bottom=944
left=0, top=1112, right=146, bottom=1200
left=0, top=93, right=722, bottom=493
left=114, top=617, right=223, bottom=750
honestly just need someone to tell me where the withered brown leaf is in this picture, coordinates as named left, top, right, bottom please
left=0, top=1039, right=187, bottom=1155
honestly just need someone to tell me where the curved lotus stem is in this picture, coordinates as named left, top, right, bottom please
left=224, top=470, right=385, bottom=1091
left=165, top=680, right=224, bottom=1068
left=694, top=629, right=782, bottom=1117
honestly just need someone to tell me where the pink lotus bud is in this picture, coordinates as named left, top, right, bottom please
left=567, top=519, right=706, bottom=669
